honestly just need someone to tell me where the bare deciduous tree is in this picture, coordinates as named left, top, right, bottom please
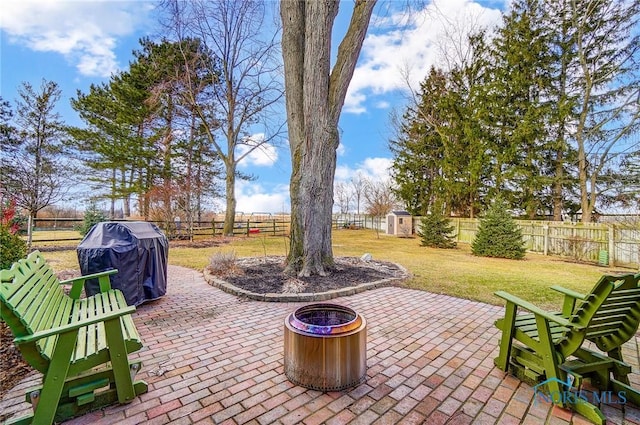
left=281, top=0, right=377, bottom=276
left=161, top=0, right=284, bottom=235
left=350, top=172, right=367, bottom=214
left=569, top=0, right=640, bottom=222
left=363, top=178, right=398, bottom=218
left=334, top=181, right=352, bottom=214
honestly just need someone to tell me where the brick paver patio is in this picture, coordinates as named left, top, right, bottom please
left=2, top=266, right=639, bottom=424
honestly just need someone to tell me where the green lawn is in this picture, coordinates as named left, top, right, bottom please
left=35, top=228, right=623, bottom=311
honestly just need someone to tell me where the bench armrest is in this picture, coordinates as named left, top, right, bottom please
left=550, top=285, right=587, bottom=300
left=60, top=269, right=118, bottom=299
left=494, top=290, right=581, bottom=329
left=550, top=285, right=588, bottom=316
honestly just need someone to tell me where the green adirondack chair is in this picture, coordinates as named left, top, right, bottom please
left=0, top=251, right=148, bottom=425
left=494, top=273, right=640, bottom=424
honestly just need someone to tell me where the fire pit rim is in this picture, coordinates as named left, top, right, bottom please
left=287, top=303, right=362, bottom=335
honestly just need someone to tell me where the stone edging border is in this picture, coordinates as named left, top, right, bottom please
left=202, top=262, right=409, bottom=302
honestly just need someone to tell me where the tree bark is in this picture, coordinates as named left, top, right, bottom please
left=281, top=0, right=376, bottom=276
left=223, top=161, right=237, bottom=236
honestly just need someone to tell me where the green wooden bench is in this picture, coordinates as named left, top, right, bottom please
left=0, top=251, right=148, bottom=425
left=494, top=273, right=640, bottom=424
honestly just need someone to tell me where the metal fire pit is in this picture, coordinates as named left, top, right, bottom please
left=283, top=303, right=367, bottom=391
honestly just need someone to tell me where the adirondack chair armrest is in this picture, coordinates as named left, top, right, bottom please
left=550, top=285, right=587, bottom=300
left=550, top=285, right=588, bottom=316
left=60, top=269, right=118, bottom=299
left=495, top=290, right=579, bottom=329
left=13, top=304, right=136, bottom=345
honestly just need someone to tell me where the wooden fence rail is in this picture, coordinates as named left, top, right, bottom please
left=24, top=218, right=289, bottom=242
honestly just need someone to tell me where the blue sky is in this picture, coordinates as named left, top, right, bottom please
left=1, top=0, right=506, bottom=214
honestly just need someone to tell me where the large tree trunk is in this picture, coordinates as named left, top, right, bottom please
left=223, top=162, right=236, bottom=236
left=281, top=0, right=376, bottom=276
left=552, top=149, right=564, bottom=221
left=552, top=33, right=570, bottom=222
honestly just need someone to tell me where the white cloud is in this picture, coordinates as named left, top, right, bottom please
left=236, top=133, right=279, bottom=167
left=335, top=157, right=393, bottom=183
left=234, top=180, right=290, bottom=214
left=344, top=0, right=502, bottom=113
left=0, top=1, right=153, bottom=77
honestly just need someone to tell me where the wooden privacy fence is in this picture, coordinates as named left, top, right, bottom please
left=415, top=217, right=640, bottom=269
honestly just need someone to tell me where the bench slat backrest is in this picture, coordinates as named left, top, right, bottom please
left=558, top=273, right=640, bottom=357
left=586, top=274, right=640, bottom=352
left=1, top=252, right=71, bottom=332
left=0, top=252, right=72, bottom=371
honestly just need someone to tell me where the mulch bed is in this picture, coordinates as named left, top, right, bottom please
left=216, top=256, right=406, bottom=294
left=0, top=323, right=33, bottom=396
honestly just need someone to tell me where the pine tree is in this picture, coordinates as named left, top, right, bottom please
left=486, top=0, right=558, bottom=218
left=390, top=31, right=493, bottom=219
left=77, top=203, right=108, bottom=236
left=390, top=67, right=447, bottom=216
left=437, top=32, right=493, bottom=218
left=472, top=198, right=526, bottom=259
left=417, top=208, right=456, bottom=249
left=2, top=80, right=69, bottom=248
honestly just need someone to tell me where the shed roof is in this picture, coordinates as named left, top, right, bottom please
left=389, top=210, right=411, bottom=216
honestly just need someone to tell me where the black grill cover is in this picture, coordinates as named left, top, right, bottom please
left=77, top=221, right=169, bottom=306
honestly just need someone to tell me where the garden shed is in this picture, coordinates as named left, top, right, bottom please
left=386, top=211, right=413, bottom=236
left=77, top=221, right=169, bottom=306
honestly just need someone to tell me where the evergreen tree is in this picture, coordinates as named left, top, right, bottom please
left=486, top=0, right=558, bottom=218
left=390, top=67, right=447, bottom=216
left=417, top=207, right=457, bottom=249
left=0, top=79, right=69, bottom=248
left=70, top=38, right=222, bottom=220
left=614, top=151, right=640, bottom=208
left=70, top=70, right=156, bottom=217
left=434, top=32, right=493, bottom=218
left=472, top=198, right=526, bottom=259
left=77, top=203, right=108, bottom=236
left=545, top=0, right=581, bottom=220
left=0, top=96, right=19, bottom=152
left=391, top=32, right=493, bottom=218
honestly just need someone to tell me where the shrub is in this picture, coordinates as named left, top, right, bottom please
left=77, top=203, right=108, bottom=236
left=417, top=210, right=457, bottom=249
left=1, top=199, right=27, bottom=269
left=207, top=251, right=240, bottom=276
left=1, top=198, right=26, bottom=234
left=472, top=198, right=526, bottom=260
left=0, top=226, right=27, bottom=269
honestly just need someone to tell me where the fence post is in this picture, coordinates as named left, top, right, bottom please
left=543, top=225, right=549, bottom=256
left=608, top=224, right=615, bottom=267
